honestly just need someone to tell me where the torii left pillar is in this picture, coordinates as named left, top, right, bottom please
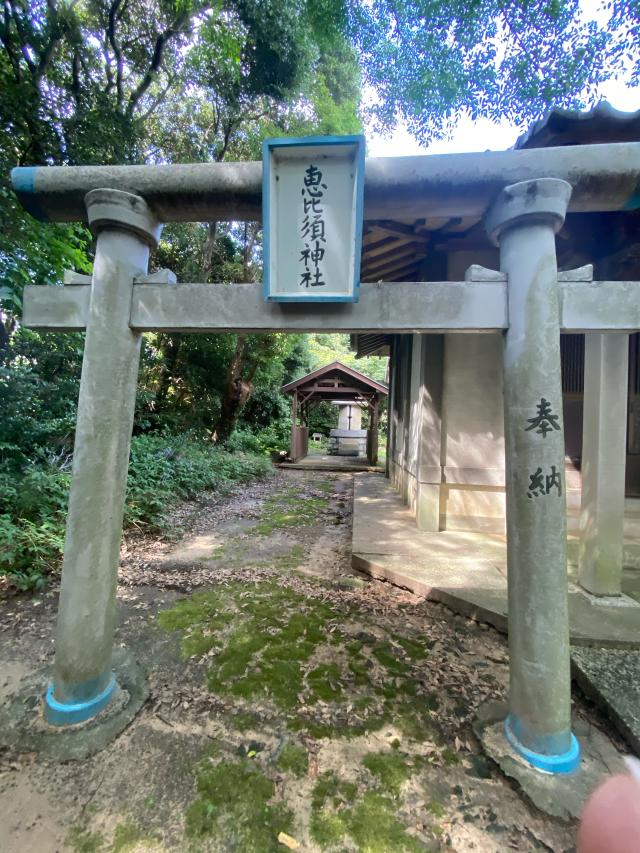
left=45, top=188, right=161, bottom=725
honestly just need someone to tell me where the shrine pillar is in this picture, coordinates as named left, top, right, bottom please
left=366, top=399, right=379, bottom=465
left=414, top=334, right=444, bottom=532
left=388, top=336, right=412, bottom=495
left=45, top=189, right=160, bottom=725
left=578, top=333, right=629, bottom=596
left=486, top=178, right=580, bottom=773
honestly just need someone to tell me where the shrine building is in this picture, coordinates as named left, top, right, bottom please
left=352, top=103, right=640, bottom=541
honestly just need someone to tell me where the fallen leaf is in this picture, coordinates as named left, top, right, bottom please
left=277, top=831, right=300, bottom=849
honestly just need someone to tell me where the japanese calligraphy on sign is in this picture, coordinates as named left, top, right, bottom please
left=299, top=164, right=327, bottom=289
left=524, top=397, right=563, bottom=499
left=262, top=135, right=365, bottom=303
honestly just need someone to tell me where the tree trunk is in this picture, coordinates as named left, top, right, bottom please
left=214, top=335, right=254, bottom=443
left=212, top=223, right=264, bottom=442
left=201, top=221, right=218, bottom=281
left=153, top=334, right=182, bottom=415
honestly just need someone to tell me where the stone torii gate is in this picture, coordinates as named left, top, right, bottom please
left=12, top=142, right=640, bottom=776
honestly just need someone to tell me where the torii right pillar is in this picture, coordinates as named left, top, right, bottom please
left=486, top=178, right=580, bottom=774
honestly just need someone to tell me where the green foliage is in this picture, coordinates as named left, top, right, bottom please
left=362, top=751, right=413, bottom=796
left=350, top=0, right=624, bottom=142
left=0, top=330, right=83, bottom=467
left=305, top=334, right=388, bottom=384
left=111, top=821, right=147, bottom=852
left=66, top=826, right=105, bottom=853
left=159, top=580, right=339, bottom=711
left=230, top=425, right=288, bottom=455
left=159, top=573, right=442, bottom=742
left=0, top=458, right=70, bottom=590
left=124, top=432, right=271, bottom=527
left=0, top=434, right=271, bottom=590
left=0, top=0, right=362, bottom=462
left=252, top=491, right=329, bottom=535
left=307, top=401, right=338, bottom=438
left=310, top=772, right=424, bottom=852
left=0, top=514, right=65, bottom=591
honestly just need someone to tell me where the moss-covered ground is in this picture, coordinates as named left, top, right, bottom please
left=251, top=488, right=329, bottom=535
left=158, top=577, right=440, bottom=745
left=1, top=471, right=577, bottom=853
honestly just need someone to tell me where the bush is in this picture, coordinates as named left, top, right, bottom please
left=0, top=432, right=272, bottom=591
left=226, top=423, right=290, bottom=456
left=0, top=514, right=65, bottom=591
left=0, top=461, right=70, bottom=590
left=125, top=432, right=272, bottom=526
left=224, top=429, right=265, bottom=455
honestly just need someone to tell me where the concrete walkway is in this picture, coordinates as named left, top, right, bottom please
left=352, top=473, right=640, bottom=649
left=282, top=453, right=384, bottom=473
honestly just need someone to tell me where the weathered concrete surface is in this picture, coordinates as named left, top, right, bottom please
left=488, top=177, right=574, bottom=758
left=352, top=474, right=640, bottom=648
left=12, top=142, right=640, bottom=223
left=283, top=454, right=383, bottom=473
left=474, top=701, right=627, bottom=820
left=51, top=190, right=157, bottom=712
left=572, top=648, right=640, bottom=756
left=579, top=333, right=629, bottom=595
left=23, top=278, right=640, bottom=334
left=0, top=648, right=148, bottom=762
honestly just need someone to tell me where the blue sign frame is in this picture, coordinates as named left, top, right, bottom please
left=262, top=135, right=365, bottom=303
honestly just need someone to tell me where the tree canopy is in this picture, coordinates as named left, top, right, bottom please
left=349, top=0, right=626, bottom=141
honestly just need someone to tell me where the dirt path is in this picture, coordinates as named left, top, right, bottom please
left=0, top=469, right=586, bottom=852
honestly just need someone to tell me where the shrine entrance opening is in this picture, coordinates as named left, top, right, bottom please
left=11, top=139, right=640, bottom=778
left=281, top=361, right=388, bottom=464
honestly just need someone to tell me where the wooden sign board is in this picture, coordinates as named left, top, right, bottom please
left=262, top=135, right=365, bottom=302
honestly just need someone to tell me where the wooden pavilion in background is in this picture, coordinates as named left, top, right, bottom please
left=281, top=362, right=388, bottom=464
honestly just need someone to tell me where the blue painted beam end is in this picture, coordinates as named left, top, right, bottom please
left=10, top=167, right=49, bottom=221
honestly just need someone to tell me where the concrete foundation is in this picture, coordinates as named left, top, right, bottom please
left=351, top=472, right=640, bottom=648
left=1, top=648, right=148, bottom=761
left=474, top=701, right=626, bottom=820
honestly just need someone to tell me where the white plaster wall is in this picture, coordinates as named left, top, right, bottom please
left=442, top=250, right=506, bottom=532
left=441, top=334, right=506, bottom=531
left=442, top=334, right=505, bottom=482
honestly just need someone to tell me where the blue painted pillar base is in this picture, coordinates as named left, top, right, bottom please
left=44, top=674, right=117, bottom=726
left=504, top=715, right=580, bottom=774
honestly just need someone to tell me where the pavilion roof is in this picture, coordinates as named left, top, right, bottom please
left=281, top=361, right=388, bottom=398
